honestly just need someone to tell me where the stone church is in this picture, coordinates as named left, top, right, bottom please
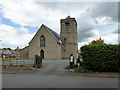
left=18, top=16, right=78, bottom=60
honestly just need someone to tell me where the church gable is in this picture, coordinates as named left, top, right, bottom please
left=29, top=24, right=61, bottom=45
left=28, top=24, right=61, bottom=59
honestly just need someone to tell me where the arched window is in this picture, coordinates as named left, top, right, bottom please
left=40, top=35, right=45, bottom=47
left=63, top=38, right=66, bottom=51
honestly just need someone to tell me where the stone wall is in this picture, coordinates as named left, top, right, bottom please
left=28, top=25, right=61, bottom=60
left=18, top=46, right=29, bottom=60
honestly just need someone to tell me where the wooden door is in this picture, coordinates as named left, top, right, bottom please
left=40, top=50, right=44, bottom=59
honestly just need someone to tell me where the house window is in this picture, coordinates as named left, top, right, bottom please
left=65, top=22, right=70, bottom=26
left=40, top=35, right=45, bottom=47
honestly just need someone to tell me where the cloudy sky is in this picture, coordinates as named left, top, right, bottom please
left=0, top=0, right=119, bottom=50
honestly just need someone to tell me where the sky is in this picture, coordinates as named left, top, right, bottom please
left=0, top=0, right=119, bottom=50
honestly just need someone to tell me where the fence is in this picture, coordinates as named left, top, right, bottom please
left=2, top=58, right=35, bottom=66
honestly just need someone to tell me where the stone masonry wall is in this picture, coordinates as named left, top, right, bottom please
left=28, top=25, right=61, bottom=60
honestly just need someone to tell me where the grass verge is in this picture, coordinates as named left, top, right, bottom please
left=0, top=58, right=16, bottom=61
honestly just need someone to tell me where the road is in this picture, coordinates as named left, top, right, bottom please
left=2, top=60, right=119, bottom=88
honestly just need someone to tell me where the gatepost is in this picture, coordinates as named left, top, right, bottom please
left=39, top=56, right=42, bottom=67
left=35, top=55, right=42, bottom=68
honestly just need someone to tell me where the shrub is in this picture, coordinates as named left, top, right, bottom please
left=80, top=44, right=119, bottom=72
left=78, top=52, right=82, bottom=59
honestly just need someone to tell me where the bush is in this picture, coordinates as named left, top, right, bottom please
left=78, top=52, right=82, bottom=59
left=80, top=44, right=120, bottom=72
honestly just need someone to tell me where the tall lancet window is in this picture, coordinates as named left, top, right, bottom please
left=63, top=38, right=66, bottom=51
left=40, top=35, right=45, bottom=47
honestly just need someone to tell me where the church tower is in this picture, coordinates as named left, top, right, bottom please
left=60, top=16, right=78, bottom=59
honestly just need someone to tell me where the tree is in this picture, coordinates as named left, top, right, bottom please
left=88, top=37, right=106, bottom=45
left=14, top=48, right=17, bottom=51
left=2, top=48, right=12, bottom=50
left=7, top=48, right=11, bottom=50
left=3, top=48, right=7, bottom=50
left=14, top=47, right=19, bottom=51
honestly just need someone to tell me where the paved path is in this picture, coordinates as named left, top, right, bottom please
left=2, top=60, right=119, bottom=88
left=38, top=59, right=69, bottom=72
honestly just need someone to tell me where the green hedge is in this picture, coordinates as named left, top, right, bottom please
left=80, top=44, right=120, bottom=72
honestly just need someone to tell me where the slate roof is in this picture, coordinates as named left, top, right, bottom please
left=42, top=24, right=62, bottom=44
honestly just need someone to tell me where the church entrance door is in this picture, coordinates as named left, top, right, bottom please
left=40, top=50, right=44, bottom=59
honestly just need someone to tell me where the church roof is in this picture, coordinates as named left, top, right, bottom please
left=43, top=24, right=62, bottom=44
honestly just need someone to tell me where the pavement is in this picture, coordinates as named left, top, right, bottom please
left=1, top=60, right=119, bottom=88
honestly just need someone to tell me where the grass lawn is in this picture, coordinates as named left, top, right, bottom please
left=0, top=58, right=16, bottom=61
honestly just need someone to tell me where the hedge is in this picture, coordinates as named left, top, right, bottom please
left=80, top=44, right=120, bottom=72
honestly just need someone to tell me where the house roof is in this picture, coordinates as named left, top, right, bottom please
left=2, top=50, right=12, bottom=55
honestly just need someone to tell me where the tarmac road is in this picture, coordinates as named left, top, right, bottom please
left=2, top=74, right=118, bottom=88
left=2, top=60, right=119, bottom=88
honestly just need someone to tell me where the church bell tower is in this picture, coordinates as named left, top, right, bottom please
left=60, top=16, right=78, bottom=59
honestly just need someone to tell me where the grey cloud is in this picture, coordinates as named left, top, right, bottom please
left=77, top=12, right=97, bottom=42
left=91, top=2, right=118, bottom=22
left=77, top=30, right=95, bottom=42
left=35, top=2, right=88, bottom=14
left=2, top=41, right=17, bottom=49
left=118, top=2, right=120, bottom=22
left=113, top=29, right=120, bottom=34
left=77, top=2, right=118, bottom=42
